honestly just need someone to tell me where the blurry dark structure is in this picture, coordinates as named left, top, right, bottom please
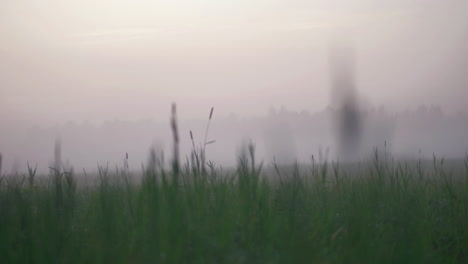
left=54, top=138, right=62, bottom=174
left=329, top=39, right=362, bottom=162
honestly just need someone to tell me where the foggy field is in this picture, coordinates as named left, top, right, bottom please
left=2, top=0, right=468, bottom=263
left=1, top=149, right=467, bottom=264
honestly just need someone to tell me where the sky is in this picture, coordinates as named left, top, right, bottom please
left=1, top=0, right=468, bottom=124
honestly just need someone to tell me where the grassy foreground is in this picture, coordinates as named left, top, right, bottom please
left=1, top=152, right=468, bottom=264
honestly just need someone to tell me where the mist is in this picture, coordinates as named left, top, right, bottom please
left=1, top=106, right=467, bottom=174
left=1, top=0, right=468, bottom=173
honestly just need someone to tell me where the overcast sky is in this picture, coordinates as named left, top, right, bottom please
left=1, top=0, right=468, bottom=124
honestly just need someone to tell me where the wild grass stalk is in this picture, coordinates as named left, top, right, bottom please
left=187, top=107, right=216, bottom=177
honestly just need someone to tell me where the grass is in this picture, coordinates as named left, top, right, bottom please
left=0, top=149, right=467, bottom=264
left=1, top=107, right=467, bottom=263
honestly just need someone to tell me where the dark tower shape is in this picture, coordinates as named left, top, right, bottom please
left=54, top=138, right=62, bottom=174
left=329, top=40, right=362, bottom=162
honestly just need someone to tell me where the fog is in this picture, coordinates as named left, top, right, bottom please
left=1, top=107, right=467, bottom=174
left=1, top=0, right=468, bottom=173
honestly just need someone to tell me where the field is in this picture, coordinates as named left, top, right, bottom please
left=1, top=146, right=467, bottom=264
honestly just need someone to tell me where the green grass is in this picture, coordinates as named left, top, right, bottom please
left=1, top=150, right=468, bottom=263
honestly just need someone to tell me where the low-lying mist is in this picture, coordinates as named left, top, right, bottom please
left=1, top=105, right=467, bottom=175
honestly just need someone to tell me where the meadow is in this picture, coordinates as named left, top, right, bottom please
left=1, top=106, right=467, bottom=263
left=1, top=146, right=467, bottom=264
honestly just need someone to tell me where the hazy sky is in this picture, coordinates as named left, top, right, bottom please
left=1, top=0, right=468, bottom=124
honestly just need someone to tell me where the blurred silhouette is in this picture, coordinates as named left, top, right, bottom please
left=329, top=38, right=362, bottom=162
left=54, top=138, right=62, bottom=174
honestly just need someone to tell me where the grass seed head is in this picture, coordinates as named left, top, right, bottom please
left=209, top=107, right=214, bottom=120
